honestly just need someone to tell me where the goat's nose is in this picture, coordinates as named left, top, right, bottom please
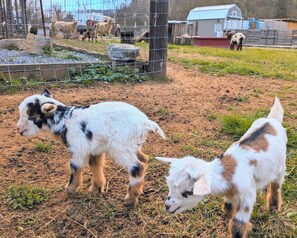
left=165, top=204, right=171, bottom=211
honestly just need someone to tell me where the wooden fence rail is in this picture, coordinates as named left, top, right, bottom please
left=242, top=30, right=297, bottom=46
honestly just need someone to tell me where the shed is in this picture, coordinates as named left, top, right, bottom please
left=187, top=4, right=243, bottom=37
left=168, top=20, right=193, bottom=44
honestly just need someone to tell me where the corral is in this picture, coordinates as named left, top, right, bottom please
left=0, top=46, right=297, bottom=237
left=0, top=0, right=297, bottom=237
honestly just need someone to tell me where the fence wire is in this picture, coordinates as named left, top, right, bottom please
left=0, top=0, right=169, bottom=91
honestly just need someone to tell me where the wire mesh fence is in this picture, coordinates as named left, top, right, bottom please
left=0, top=0, right=169, bottom=91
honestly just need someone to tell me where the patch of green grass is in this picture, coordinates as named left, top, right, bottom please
left=288, top=113, right=297, bottom=119
left=7, top=185, right=49, bottom=210
left=168, top=45, right=297, bottom=80
left=220, top=110, right=268, bottom=138
left=234, top=95, right=249, bottom=102
left=65, top=54, right=81, bottom=60
left=67, top=64, right=147, bottom=84
left=159, top=107, right=169, bottom=116
left=220, top=114, right=255, bottom=138
left=251, top=88, right=263, bottom=97
left=171, top=134, right=183, bottom=144
left=34, top=141, right=53, bottom=153
left=181, top=144, right=203, bottom=157
left=200, top=137, right=230, bottom=151
left=286, top=126, right=297, bottom=152
left=206, top=113, right=218, bottom=121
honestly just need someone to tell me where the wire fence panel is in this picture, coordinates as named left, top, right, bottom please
left=0, top=0, right=169, bottom=91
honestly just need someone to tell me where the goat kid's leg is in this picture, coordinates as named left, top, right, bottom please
left=66, top=161, right=83, bottom=194
left=125, top=157, right=147, bottom=205
left=137, top=150, right=149, bottom=166
left=230, top=42, right=235, bottom=50
left=222, top=196, right=238, bottom=217
left=267, top=177, right=283, bottom=212
left=229, top=194, right=255, bottom=238
left=88, top=154, right=106, bottom=194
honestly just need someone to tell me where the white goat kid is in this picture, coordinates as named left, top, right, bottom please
left=156, top=97, right=286, bottom=238
left=17, top=89, right=165, bottom=204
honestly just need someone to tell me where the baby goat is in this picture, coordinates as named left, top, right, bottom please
left=156, top=97, right=286, bottom=238
left=17, top=89, right=165, bottom=204
left=224, top=30, right=245, bottom=51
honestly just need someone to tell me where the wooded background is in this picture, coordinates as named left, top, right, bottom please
left=128, top=0, right=297, bottom=20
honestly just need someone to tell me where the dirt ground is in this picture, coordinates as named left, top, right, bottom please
left=0, top=62, right=296, bottom=238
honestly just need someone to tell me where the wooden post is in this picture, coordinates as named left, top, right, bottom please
left=40, top=0, right=46, bottom=36
left=20, top=0, right=27, bottom=36
left=6, top=0, right=13, bottom=38
left=14, top=0, right=20, bottom=37
left=0, top=0, right=6, bottom=38
left=149, top=0, right=168, bottom=79
left=24, top=0, right=28, bottom=35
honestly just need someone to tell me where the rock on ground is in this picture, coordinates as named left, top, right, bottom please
left=108, top=43, right=140, bottom=61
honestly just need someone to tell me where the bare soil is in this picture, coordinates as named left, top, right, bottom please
left=0, top=62, right=296, bottom=238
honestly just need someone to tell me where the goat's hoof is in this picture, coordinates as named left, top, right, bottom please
left=88, top=184, right=105, bottom=194
left=65, top=184, right=77, bottom=194
left=124, top=195, right=138, bottom=206
left=267, top=204, right=281, bottom=212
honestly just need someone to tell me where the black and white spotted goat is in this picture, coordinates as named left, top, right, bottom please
left=17, top=89, right=166, bottom=204
left=224, top=30, right=246, bottom=51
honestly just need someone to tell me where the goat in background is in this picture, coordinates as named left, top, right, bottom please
left=224, top=30, right=246, bottom=51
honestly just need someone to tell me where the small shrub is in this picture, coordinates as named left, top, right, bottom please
left=7, top=185, right=49, bottom=210
left=34, top=141, right=53, bottom=153
left=65, top=54, right=81, bottom=60
left=6, top=44, right=20, bottom=51
left=42, top=46, right=54, bottom=56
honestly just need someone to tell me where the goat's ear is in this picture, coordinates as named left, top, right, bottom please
left=41, top=103, right=57, bottom=115
left=193, top=175, right=211, bottom=196
left=42, top=89, right=52, bottom=98
left=155, top=157, right=177, bottom=164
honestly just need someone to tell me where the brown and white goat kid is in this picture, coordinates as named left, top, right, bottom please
left=156, top=97, right=286, bottom=238
left=17, top=89, right=165, bottom=204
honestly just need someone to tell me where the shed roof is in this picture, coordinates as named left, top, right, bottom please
left=187, top=4, right=240, bottom=21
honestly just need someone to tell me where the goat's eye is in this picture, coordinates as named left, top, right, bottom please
left=181, top=190, right=193, bottom=198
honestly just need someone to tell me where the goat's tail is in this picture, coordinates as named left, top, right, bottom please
left=268, top=97, right=284, bottom=123
left=145, top=120, right=166, bottom=140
